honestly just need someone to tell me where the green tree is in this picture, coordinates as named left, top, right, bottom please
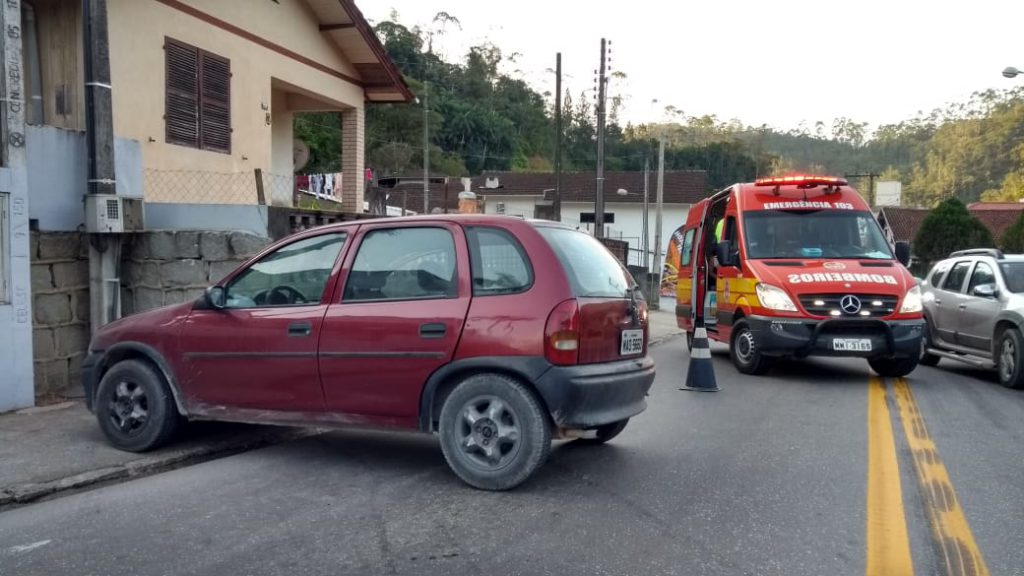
left=914, top=198, right=995, bottom=269
left=1000, top=212, right=1024, bottom=253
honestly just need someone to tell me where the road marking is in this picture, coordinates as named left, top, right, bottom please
left=866, top=375, right=914, bottom=576
left=893, top=377, right=989, bottom=576
left=8, top=540, right=51, bottom=554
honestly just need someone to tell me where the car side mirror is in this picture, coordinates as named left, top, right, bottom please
left=973, top=284, right=998, bottom=298
left=205, top=285, right=227, bottom=310
left=894, top=241, right=911, bottom=267
left=715, top=241, right=737, bottom=268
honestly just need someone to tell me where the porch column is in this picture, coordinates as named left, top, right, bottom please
left=340, top=106, right=364, bottom=213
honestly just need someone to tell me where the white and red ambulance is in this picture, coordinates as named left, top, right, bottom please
left=676, top=175, right=924, bottom=376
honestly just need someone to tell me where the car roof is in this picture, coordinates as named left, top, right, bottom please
left=282, top=213, right=577, bottom=239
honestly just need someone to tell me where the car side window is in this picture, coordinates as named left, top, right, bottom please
left=344, top=227, right=458, bottom=302
left=942, top=261, right=972, bottom=293
left=928, top=262, right=950, bottom=286
left=225, top=233, right=346, bottom=308
left=967, top=262, right=996, bottom=294
left=467, top=226, right=533, bottom=296
left=680, top=229, right=696, bottom=267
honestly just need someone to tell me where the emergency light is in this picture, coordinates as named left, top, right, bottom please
left=754, top=175, right=848, bottom=188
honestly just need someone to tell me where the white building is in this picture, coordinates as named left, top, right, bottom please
left=476, top=171, right=708, bottom=273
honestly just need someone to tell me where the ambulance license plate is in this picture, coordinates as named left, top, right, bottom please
left=621, top=330, right=644, bottom=355
left=832, top=338, right=872, bottom=352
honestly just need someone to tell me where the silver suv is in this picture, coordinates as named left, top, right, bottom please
left=921, top=249, right=1024, bottom=388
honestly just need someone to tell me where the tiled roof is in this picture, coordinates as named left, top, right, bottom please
left=880, top=204, right=1024, bottom=243
left=878, top=207, right=930, bottom=243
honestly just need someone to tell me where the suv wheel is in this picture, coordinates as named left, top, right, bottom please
left=575, top=419, right=629, bottom=445
left=438, top=374, right=551, bottom=490
left=996, top=329, right=1024, bottom=389
left=730, top=319, right=772, bottom=375
left=95, top=359, right=182, bottom=452
left=919, top=320, right=941, bottom=367
left=868, top=356, right=919, bottom=378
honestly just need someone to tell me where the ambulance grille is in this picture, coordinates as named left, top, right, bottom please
left=798, top=294, right=898, bottom=318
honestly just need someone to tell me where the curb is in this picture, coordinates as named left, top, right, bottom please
left=650, top=331, right=683, bottom=347
left=0, top=427, right=321, bottom=509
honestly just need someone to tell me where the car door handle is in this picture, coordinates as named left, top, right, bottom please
left=935, top=298, right=942, bottom=305
left=958, top=303, right=967, bottom=310
left=420, top=323, right=447, bottom=339
left=287, top=321, right=312, bottom=337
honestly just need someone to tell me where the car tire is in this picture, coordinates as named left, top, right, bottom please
left=575, top=419, right=629, bottom=445
left=996, top=328, right=1024, bottom=389
left=730, top=319, right=772, bottom=375
left=95, top=359, right=182, bottom=452
left=919, top=320, right=941, bottom=367
left=685, top=331, right=694, bottom=351
left=438, top=373, right=552, bottom=491
left=868, top=356, right=920, bottom=378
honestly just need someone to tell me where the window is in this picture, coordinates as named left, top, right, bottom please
left=928, top=262, right=951, bottom=286
left=344, top=228, right=457, bottom=302
left=999, top=262, right=1024, bottom=293
left=743, top=210, right=892, bottom=260
left=165, top=38, right=231, bottom=153
left=942, top=261, right=972, bottom=293
left=0, top=193, right=8, bottom=304
left=537, top=226, right=631, bottom=298
left=467, top=227, right=533, bottom=296
left=967, top=262, right=996, bottom=294
left=225, top=233, right=346, bottom=308
left=680, top=229, right=696, bottom=267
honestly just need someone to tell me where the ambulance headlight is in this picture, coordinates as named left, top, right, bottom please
left=756, top=283, right=797, bottom=312
left=899, top=285, right=922, bottom=314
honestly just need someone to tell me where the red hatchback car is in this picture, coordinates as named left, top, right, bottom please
left=82, top=215, right=655, bottom=490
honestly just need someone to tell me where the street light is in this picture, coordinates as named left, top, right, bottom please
left=1002, top=66, right=1022, bottom=78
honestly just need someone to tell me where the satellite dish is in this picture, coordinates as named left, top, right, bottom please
left=293, top=138, right=311, bottom=172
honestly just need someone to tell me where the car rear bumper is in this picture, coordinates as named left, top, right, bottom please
left=534, top=356, right=655, bottom=429
left=746, top=315, right=924, bottom=359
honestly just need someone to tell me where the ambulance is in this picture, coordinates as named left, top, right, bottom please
left=675, top=175, right=924, bottom=376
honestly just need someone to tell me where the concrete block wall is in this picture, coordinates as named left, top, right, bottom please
left=30, top=232, right=91, bottom=399
left=29, top=230, right=269, bottom=400
left=121, top=231, right=269, bottom=315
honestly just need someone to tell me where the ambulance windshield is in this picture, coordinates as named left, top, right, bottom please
left=743, top=210, right=893, bottom=260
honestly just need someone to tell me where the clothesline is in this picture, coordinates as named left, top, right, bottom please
left=295, top=173, right=344, bottom=200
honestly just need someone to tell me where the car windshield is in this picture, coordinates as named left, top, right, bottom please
left=999, top=262, right=1024, bottom=293
left=743, top=209, right=894, bottom=260
left=537, top=226, right=632, bottom=298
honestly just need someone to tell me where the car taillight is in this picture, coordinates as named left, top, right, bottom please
left=545, top=299, right=580, bottom=366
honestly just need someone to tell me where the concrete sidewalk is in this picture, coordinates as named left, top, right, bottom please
left=0, top=305, right=682, bottom=508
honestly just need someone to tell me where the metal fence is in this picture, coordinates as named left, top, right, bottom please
left=143, top=169, right=303, bottom=207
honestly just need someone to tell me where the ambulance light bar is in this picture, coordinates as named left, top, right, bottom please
left=754, top=175, right=848, bottom=187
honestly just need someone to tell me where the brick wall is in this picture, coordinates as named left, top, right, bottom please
left=121, top=231, right=269, bottom=315
left=30, top=233, right=91, bottom=400
left=30, top=230, right=269, bottom=401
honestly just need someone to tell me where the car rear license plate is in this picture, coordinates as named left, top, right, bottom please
left=621, top=329, right=644, bottom=355
left=832, top=338, right=872, bottom=352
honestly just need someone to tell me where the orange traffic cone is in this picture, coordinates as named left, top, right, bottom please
left=680, top=322, right=719, bottom=392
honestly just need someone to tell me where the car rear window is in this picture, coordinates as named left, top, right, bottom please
left=537, top=226, right=631, bottom=298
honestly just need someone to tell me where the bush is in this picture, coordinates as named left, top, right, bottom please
left=1000, top=212, right=1024, bottom=254
left=914, top=198, right=994, bottom=268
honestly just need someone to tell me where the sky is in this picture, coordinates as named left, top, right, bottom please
left=364, top=0, right=1024, bottom=133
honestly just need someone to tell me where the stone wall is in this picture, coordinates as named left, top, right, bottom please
left=30, top=232, right=91, bottom=399
left=30, top=230, right=269, bottom=400
left=121, top=231, right=269, bottom=315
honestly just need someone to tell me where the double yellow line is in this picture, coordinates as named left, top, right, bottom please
left=865, top=376, right=989, bottom=576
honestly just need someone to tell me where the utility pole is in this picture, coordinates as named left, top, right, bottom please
left=845, top=171, right=879, bottom=205
left=594, top=38, right=608, bottom=238
left=652, top=139, right=665, bottom=310
left=422, top=81, right=429, bottom=214
left=554, top=52, right=562, bottom=222
left=642, top=157, right=650, bottom=273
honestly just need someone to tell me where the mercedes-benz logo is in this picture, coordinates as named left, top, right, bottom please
left=840, top=295, right=862, bottom=315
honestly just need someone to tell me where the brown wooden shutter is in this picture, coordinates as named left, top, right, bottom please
left=199, top=51, right=231, bottom=153
left=165, top=39, right=199, bottom=148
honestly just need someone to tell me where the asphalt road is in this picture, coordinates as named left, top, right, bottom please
left=2, top=340, right=1024, bottom=576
